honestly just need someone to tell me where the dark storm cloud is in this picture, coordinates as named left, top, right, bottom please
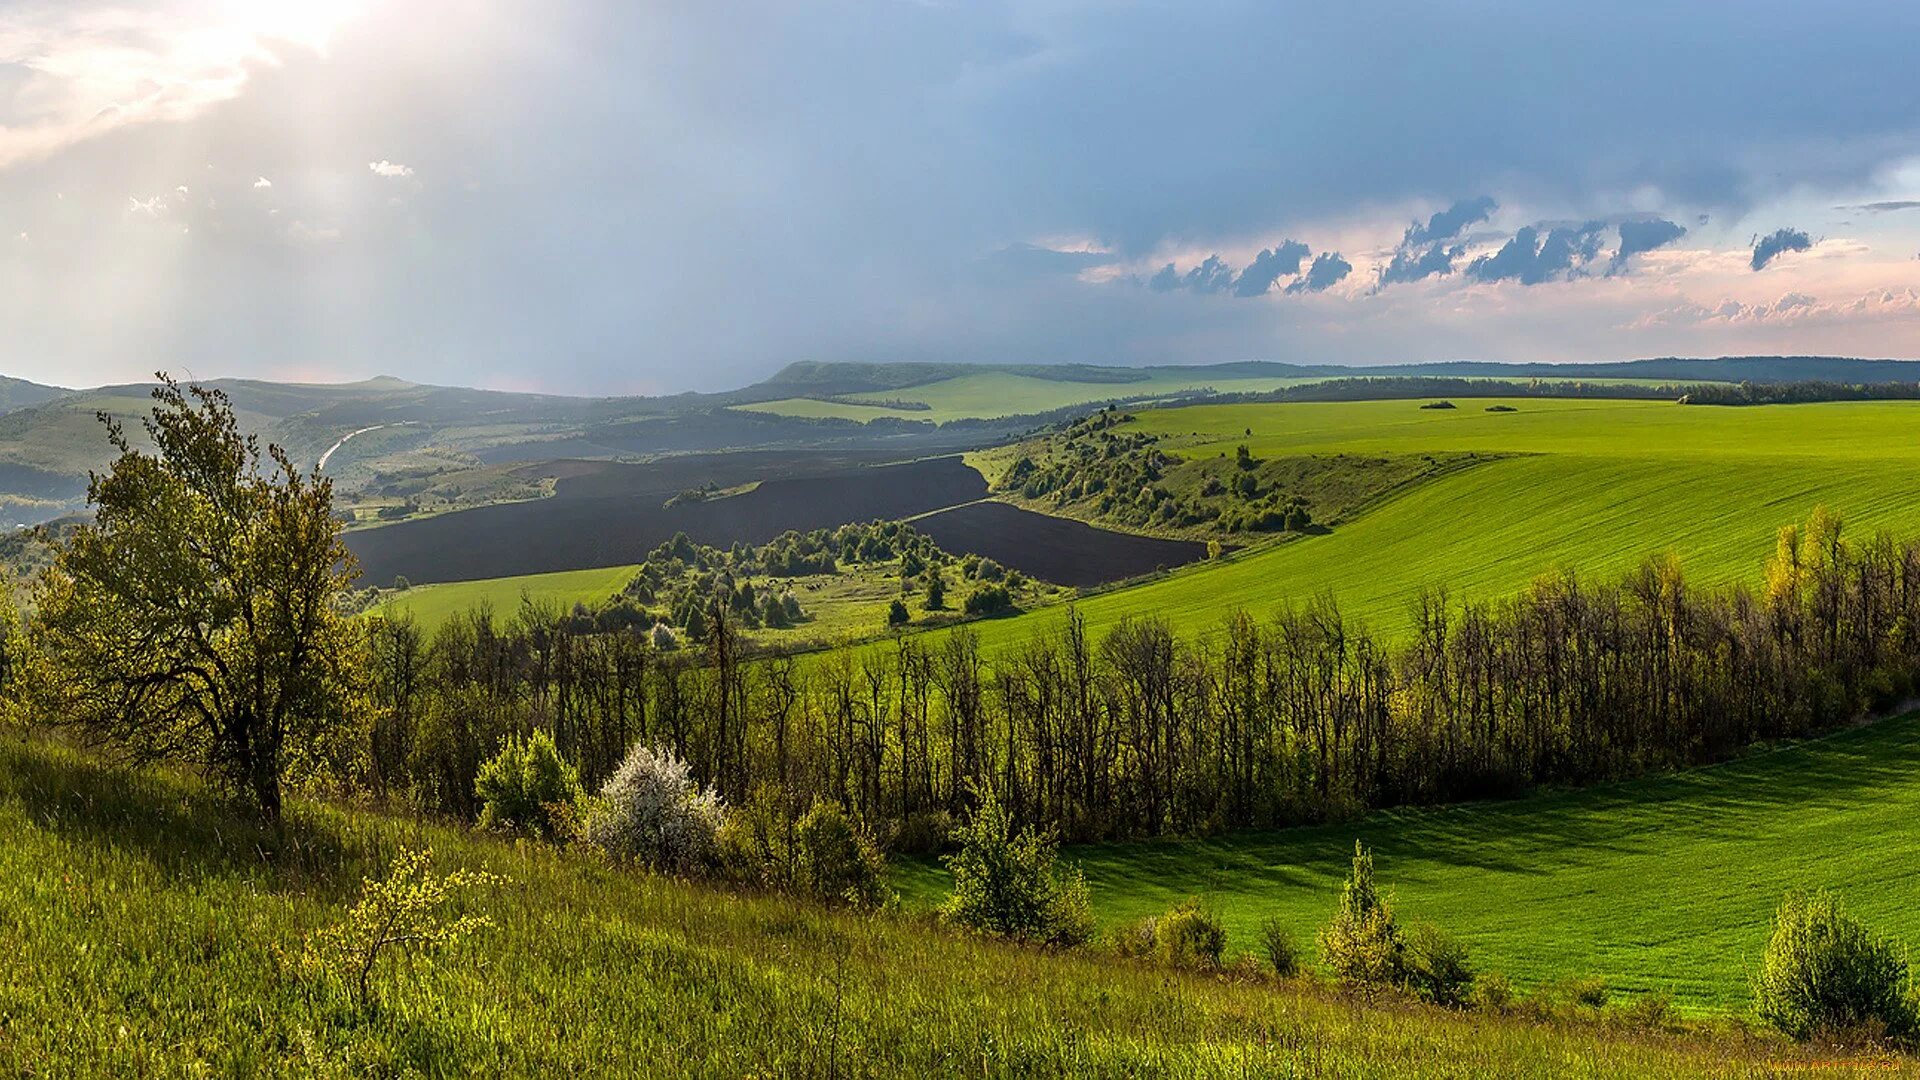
left=1233, top=240, right=1310, bottom=297
left=1373, top=196, right=1496, bottom=289
left=1750, top=227, right=1812, bottom=270
left=1405, top=196, right=1497, bottom=246
left=1466, top=222, right=1606, bottom=285
left=1609, top=218, right=1687, bottom=273
left=1149, top=255, right=1236, bottom=294
left=1377, top=242, right=1465, bottom=287
left=1285, top=251, right=1352, bottom=294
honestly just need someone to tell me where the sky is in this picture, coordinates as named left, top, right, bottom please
left=2, top=1, right=1920, bottom=394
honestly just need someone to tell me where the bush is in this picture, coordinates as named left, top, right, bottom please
left=963, top=584, right=1013, bottom=617
left=1403, top=922, right=1476, bottom=1007
left=1153, top=899, right=1227, bottom=969
left=794, top=799, right=891, bottom=908
left=300, top=847, right=504, bottom=1008
left=939, top=788, right=1093, bottom=947
left=1318, top=841, right=1404, bottom=988
left=474, top=729, right=583, bottom=839
left=1754, top=890, right=1917, bottom=1041
left=584, top=743, right=726, bottom=874
left=1260, top=917, right=1301, bottom=978
left=1471, top=971, right=1515, bottom=1012
left=887, top=599, right=910, bottom=626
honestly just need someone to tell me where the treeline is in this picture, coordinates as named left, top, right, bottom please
left=1678, top=380, right=1920, bottom=405
left=355, top=509, right=1920, bottom=844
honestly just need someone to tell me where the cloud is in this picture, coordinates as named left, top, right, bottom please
left=1610, top=218, right=1687, bottom=272
left=987, top=242, right=1115, bottom=278
left=1148, top=254, right=1236, bottom=295
left=1633, top=288, right=1920, bottom=329
left=1377, top=242, right=1465, bottom=287
left=1842, top=201, right=1920, bottom=213
left=369, top=160, right=414, bottom=178
left=1466, top=222, right=1606, bottom=285
left=1405, top=196, right=1496, bottom=246
left=1233, top=240, right=1310, bottom=297
left=1750, top=227, right=1811, bottom=270
left=1285, top=251, right=1352, bottom=294
left=1375, top=196, right=1496, bottom=289
left=0, top=6, right=355, bottom=171
left=253, top=176, right=273, bottom=189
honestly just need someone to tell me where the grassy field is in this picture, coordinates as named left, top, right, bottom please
left=896, top=710, right=1920, bottom=1014
left=0, top=734, right=1881, bottom=1077
left=374, top=563, right=644, bottom=630
left=885, top=397, right=1920, bottom=655
left=734, top=370, right=1324, bottom=423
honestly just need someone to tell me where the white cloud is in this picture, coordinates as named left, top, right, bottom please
left=368, top=160, right=414, bottom=178
left=253, top=176, right=273, bottom=189
left=1631, top=288, right=1920, bottom=330
left=0, top=4, right=360, bottom=171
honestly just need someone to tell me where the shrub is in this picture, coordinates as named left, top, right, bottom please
left=584, top=743, right=726, bottom=874
left=1318, top=841, right=1404, bottom=988
left=1403, top=921, right=1476, bottom=1007
left=794, top=799, right=891, bottom=908
left=300, top=847, right=504, bottom=1008
left=474, top=729, right=583, bottom=839
left=1754, top=889, right=1917, bottom=1041
left=963, top=584, right=1013, bottom=617
left=1471, top=971, right=1515, bottom=1012
left=939, top=788, right=1093, bottom=947
left=1153, top=899, right=1227, bottom=969
left=1259, top=917, right=1301, bottom=978
left=887, top=599, right=910, bottom=626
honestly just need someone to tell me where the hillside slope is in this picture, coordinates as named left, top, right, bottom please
left=0, top=736, right=1847, bottom=1077
left=896, top=709, right=1920, bottom=1012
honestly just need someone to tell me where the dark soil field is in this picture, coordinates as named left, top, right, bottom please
left=347, top=454, right=986, bottom=584
left=913, top=501, right=1210, bottom=587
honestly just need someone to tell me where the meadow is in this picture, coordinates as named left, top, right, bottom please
left=903, top=396, right=1920, bottom=655
left=371, top=395, right=1920, bottom=655
left=0, top=734, right=1877, bottom=1077
left=733, top=370, right=1323, bottom=423
left=893, top=709, right=1920, bottom=1014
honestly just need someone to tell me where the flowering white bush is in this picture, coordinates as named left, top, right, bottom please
left=649, top=622, right=679, bottom=651
left=585, top=743, right=725, bottom=873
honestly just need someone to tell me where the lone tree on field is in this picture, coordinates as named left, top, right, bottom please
left=30, top=375, right=361, bottom=823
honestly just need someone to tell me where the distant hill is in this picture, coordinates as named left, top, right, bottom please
left=0, top=375, right=71, bottom=414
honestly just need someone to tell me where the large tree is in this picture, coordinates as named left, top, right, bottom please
left=30, top=376, right=361, bottom=822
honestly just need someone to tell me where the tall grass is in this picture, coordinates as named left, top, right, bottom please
left=0, top=736, right=1865, bottom=1077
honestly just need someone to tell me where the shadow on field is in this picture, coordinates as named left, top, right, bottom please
left=1072, top=713, right=1920, bottom=901
left=0, top=738, right=359, bottom=895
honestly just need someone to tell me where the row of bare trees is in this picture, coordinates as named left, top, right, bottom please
left=361, top=510, right=1920, bottom=843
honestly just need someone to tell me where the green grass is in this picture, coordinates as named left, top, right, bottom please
left=896, top=711, right=1920, bottom=1014
left=874, top=397, right=1920, bottom=657
left=375, top=564, right=642, bottom=631
left=0, top=735, right=1863, bottom=1077
left=734, top=371, right=1324, bottom=424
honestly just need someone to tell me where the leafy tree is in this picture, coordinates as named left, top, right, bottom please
left=1319, top=841, right=1405, bottom=988
left=887, top=599, right=910, bottom=627
left=29, top=377, right=361, bottom=823
left=924, top=571, right=946, bottom=611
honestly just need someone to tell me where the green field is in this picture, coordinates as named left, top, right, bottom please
left=375, top=563, right=642, bottom=630
left=0, top=735, right=1850, bottom=1076
left=889, top=397, right=1920, bottom=655
left=734, top=370, right=1323, bottom=423
left=896, top=710, right=1920, bottom=1014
